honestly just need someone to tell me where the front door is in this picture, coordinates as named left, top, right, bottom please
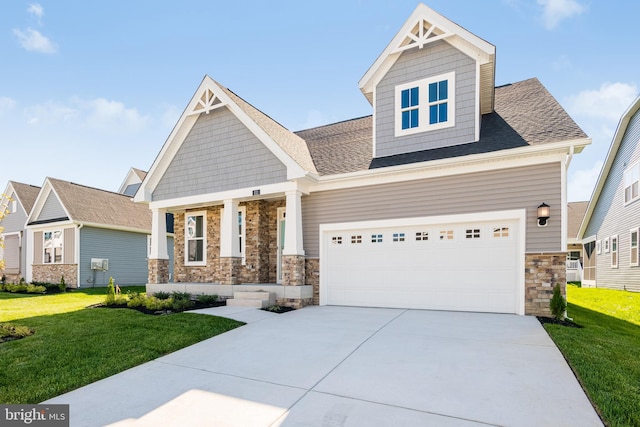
left=277, top=208, right=286, bottom=283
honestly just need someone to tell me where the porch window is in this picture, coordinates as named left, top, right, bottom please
left=624, top=162, right=640, bottom=204
left=611, top=235, right=618, bottom=268
left=185, top=212, right=206, bottom=264
left=631, top=229, right=638, bottom=267
left=43, top=230, right=63, bottom=264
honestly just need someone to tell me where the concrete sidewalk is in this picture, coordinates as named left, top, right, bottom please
left=45, top=307, right=603, bottom=426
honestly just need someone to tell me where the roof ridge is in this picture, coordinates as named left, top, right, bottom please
left=48, top=177, right=132, bottom=198
left=295, top=115, right=373, bottom=133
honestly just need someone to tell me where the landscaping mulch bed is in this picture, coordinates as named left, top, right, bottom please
left=262, top=306, right=296, bottom=314
left=89, top=300, right=226, bottom=315
left=537, top=316, right=583, bottom=328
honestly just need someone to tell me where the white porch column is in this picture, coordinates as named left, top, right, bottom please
left=220, top=199, right=240, bottom=257
left=150, top=208, right=168, bottom=259
left=283, top=190, right=305, bottom=256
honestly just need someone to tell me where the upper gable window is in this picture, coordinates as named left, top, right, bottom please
left=395, top=72, right=455, bottom=137
left=624, top=162, right=640, bottom=204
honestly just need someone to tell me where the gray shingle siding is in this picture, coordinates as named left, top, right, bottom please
left=585, top=109, right=640, bottom=291
left=1, top=192, right=28, bottom=232
left=375, top=40, right=476, bottom=157
left=37, top=192, right=67, bottom=221
left=153, top=107, right=288, bottom=201
left=79, top=226, right=149, bottom=287
left=302, top=162, right=561, bottom=258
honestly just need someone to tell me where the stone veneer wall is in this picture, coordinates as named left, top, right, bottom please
left=281, top=255, right=305, bottom=286
left=148, top=259, right=169, bottom=284
left=524, top=252, right=566, bottom=316
left=32, top=264, right=78, bottom=287
left=305, top=258, right=320, bottom=305
left=2, top=272, right=23, bottom=284
left=173, top=207, right=221, bottom=282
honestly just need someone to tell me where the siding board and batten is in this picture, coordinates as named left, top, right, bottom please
left=375, top=40, right=476, bottom=157
left=584, top=109, right=640, bottom=291
left=153, top=107, right=288, bottom=201
left=303, top=163, right=561, bottom=258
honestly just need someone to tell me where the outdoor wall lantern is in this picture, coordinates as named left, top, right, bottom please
left=537, top=202, right=550, bottom=227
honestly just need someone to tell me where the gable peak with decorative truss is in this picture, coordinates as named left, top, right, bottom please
left=189, top=87, right=224, bottom=116
left=393, top=17, right=452, bottom=53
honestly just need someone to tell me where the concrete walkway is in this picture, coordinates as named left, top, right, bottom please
left=45, top=307, right=603, bottom=426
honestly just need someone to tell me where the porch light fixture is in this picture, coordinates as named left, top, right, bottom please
left=537, top=202, right=550, bottom=227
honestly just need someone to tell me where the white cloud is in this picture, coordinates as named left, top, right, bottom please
left=28, top=3, right=44, bottom=21
left=537, top=0, right=587, bottom=29
left=0, top=97, right=17, bottom=115
left=13, top=28, right=57, bottom=54
left=24, top=97, right=150, bottom=132
left=566, top=82, right=638, bottom=123
left=569, top=160, right=604, bottom=202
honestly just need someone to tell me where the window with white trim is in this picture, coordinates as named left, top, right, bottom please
left=185, top=212, right=206, bottom=264
left=630, top=229, right=638, bottom=266
left=596, top=240, right=601, bottom=254
left=604, top=237, right=610, bottom=253
left=624, top=162, right=640, bottom=204
left=392, top=232, right=405, bottom=242
left=415, top=231, right=429, bottom=241
left=43, top=230, right=63, bottom=264
left=611, top=235, right=618, bottom=268
left=395, top=72, right=455, bottom=136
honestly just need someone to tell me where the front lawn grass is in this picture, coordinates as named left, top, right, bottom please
left=543, top=286, right=640, bottom=427
left=0, top=289, right=243, bottom=403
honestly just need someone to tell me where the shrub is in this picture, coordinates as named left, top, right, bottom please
left=0, top=323, right=34, bottom=339
left=105, top=277, right=116, bottom=306
left=153, top=291, right=171, bottom=300
left=5, top=283, right=28, bottom=293
left=127, top=291, right=146, bottom=308
left=114, top=295, right=128, bottom=305
left=550, top=284, right=567, bottom=320
left=25, top=284, right=46, bottom=294
left=171, top=292, right=194, bottom=312
left=59, top=276, right=66, bottom=292
left=196, top=294, right=218, bottom=305
left=1, top=275, right=5, bottom=284
left=144, top=296, right=173, bottom=311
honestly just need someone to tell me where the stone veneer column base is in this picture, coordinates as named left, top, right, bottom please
left=148, top=259, right=169, bottom=284
left=282, top=255, right=305, bottom=286
left=219, top=257, right=242, bottom=285
left=524, top=253, right=566, bottom=316
left=305, top=258, right=320, bottom=305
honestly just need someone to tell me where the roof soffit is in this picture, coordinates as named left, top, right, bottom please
left=359, top=3, right=495, bottom=108
left=137, top=76, right=312, bottom=202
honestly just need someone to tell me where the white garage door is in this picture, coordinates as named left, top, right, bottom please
left=321, top=212, right=524, bottom=314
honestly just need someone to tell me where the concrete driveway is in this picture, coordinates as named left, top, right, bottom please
left=45, top=306, right=602, bottom=426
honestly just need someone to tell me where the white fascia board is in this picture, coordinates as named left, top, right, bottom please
left=73, top=221, right=150, bottom=235
left=25, top=219, right=75, bottom=231
left=148, top=181, right=305, bottom=211
left=359, top=3, right=495, bottom=97
left=315, top=138, right=590, bottom=193
left=475, top=62, right=481, bottom=141
left=578, top=96, right=640, bottom=239
left=117, top=168, right=143, bottom=194
left=26, top=179, right=73, bottom=225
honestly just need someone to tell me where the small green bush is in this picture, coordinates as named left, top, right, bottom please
left=170, top=292, right=194, bottom=312
left=105, top=277, right=116, bottom=305
left=0, top=323, right=34, bottom=339
left=127, top=291, right=146, bottom=308
left=0, top=283, right=5, bottom=291
left=550, top=284, right=567, bottom=320
left=144, top=296, right=173, bottom=311
left=5, top=283, right=28, bottom=293
left=25, top=284, right=46, bottom=294
left=196, top=294, right=218, bottom=304
left=114, top=295, right=128, bottom=305
left=59, top=276, right=66, bottom=292
left=153, top=291, right=171, bottom=300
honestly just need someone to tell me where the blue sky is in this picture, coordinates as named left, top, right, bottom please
left=1, top=0, right=637, bottom=202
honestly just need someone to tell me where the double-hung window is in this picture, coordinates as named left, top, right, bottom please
left=624, top=162, right=640, bottom=204
left=631, top=228, right=639, bottom=267
left=43, top=230, right=63, bottom=264
left=185, top=212, right=206, bottom=265
left=611, top=235, right=618, bottom=268
left=395, top=72, right=455, bottom=136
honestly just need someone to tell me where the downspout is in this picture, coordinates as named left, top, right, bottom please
left=76, top=223, right=83, bottom=288
left=565, top=145, right=575, bottom=170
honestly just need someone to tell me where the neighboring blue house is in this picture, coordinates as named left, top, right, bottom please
left=579, top=95, right=640, bottom=292
left=25, top=177, right=174, bottom=287
left=0, top=181, right=41, bottom=283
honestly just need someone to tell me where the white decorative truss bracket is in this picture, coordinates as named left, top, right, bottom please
left=393, top=18, right=453, bottom=53
left=189, top=87, right=224, bottom=115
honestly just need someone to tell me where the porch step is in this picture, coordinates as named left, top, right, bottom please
left=226, top=291, right=275, bottom=309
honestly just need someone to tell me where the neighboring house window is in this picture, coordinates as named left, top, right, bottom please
left=395, top=72, right=455, bottom=136
left=43, top=230, right=63, bottom=264
left=11, top=200, right=17, bottom=213
left=631, top=229, right=639, bottom=267
left=604, top=237, right=610, bottom=253
left=624, top=162, right=640, bottom=204
left=611, top=235, right=618, bottom=268
left=185, top=212, right=206, bottom=264
left=596, top=240, right=601, bottom=254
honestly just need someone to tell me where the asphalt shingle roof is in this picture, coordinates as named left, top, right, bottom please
left=48, top=178, right=151, bottom=231
left=568, top=201, right=589, bottom=240
left=297, top=78, right=587, bottom=174
left=9, top=181, right=41, bottom=215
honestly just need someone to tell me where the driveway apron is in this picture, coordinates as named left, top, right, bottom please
left=44, top=306, right=602, bottom=427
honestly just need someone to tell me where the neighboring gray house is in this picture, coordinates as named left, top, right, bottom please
left=566, top=201, right=588, bottom=282
left=25, top=177, right=174, bottom=287
left=118, top=167, right=148, bottom=197
left=0, top=181, right=41, bottom=283
left=136, top=4, right=589, bottom=315
left=579, top=95, right=640, bottom=291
